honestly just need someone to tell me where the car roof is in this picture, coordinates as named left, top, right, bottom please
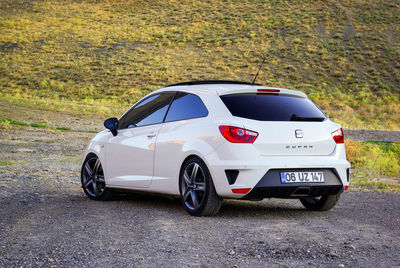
left=154, top=80, right=307, bottom=98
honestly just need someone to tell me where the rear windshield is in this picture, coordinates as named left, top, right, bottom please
left=220, top=93, right=326, bottom=122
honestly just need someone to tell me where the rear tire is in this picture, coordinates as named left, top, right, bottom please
left=300, top=193, right=341, bottom=211
left=179, top=157, right=223, bottom=216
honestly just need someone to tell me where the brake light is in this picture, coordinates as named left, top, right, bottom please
left=219, top=126, right=258, bottom=143
left=257, top=89, right=280, bottom=93
left=344, top=186, right=349, bottom=191
left=331, top=128, right=344, bottom=144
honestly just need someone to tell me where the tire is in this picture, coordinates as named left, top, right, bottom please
left=300, top=193, right=341, bottom=211
left=179, top=157, right=223, bottom=216
left=81, top=154, right=113, bottom=200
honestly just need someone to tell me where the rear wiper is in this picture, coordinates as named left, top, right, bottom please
left=290, top=114, right=325, bottom=122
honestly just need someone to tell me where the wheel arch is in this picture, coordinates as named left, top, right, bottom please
left=84, top=151, right=98, bottom=159
left=82, top=141, right=105, bottom=165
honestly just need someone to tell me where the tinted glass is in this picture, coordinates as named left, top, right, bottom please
left=118, top=93, right=174, bottom=129
left=220, top=94, right=326, bottom=121
left=165, top=92, right=208, bottom=122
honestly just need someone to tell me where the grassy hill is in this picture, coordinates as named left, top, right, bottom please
left=0, top=0, right=399, bottom=130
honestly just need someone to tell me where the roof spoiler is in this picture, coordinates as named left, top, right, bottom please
left=166, top=80, right=263, bottom=87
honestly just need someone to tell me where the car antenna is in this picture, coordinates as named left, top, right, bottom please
left=251, top=58, right=266, bottom=85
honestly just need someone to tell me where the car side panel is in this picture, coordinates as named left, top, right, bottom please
left=104, top=124, right=162, bottom=188
left=151, top=118, right=222, bottom=195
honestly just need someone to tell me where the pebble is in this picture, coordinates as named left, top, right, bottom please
left=13, top=148, right=34, bottom=153
left=329, top=252, right=340, bottom=258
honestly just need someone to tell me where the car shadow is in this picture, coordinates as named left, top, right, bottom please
left=106, top=191, right=310, bottom=217
left=218, top=199, right=310, bottom=217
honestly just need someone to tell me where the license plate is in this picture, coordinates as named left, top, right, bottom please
left=280, top=171, right=324, bottom=183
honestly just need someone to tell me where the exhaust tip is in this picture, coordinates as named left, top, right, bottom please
left=291, top=187, right=311, bottom=197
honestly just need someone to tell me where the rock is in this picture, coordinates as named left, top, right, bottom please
left=16, top=148, right=34, bottom=153
left=347, top=244, right=356, bottom=250
left=328, top=252, right=340, bottom=258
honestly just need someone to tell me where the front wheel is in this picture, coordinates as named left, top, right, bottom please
left=179, top=157, right=223, bottom=216
left=300, top=193, right=341, bottom=211
left=81, top=154, right=112, bottom=200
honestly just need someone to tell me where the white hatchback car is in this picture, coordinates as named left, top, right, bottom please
left=81, top=81, right=350, bottom=216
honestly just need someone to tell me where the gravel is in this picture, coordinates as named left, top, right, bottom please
left=344, top=129, right=400, bottom=142
left=0, top=105, right=399, bottom=267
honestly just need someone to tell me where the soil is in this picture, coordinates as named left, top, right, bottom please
left=0, top=103, right=399, bottom=267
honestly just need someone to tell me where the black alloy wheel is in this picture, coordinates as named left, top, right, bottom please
left=179, top=157, right=223, bottom=216
left=81, top=154, right=112, bottom=200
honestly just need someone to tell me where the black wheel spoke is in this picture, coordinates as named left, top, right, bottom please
left=190, top=191, right=199, bottom=208
left=96, top=175, right=105, bottom=183
left=93, top=159, right=101, bottom=174
left=194, top=182, right=205, bottom=191
left=190, top=163, right=199, bottom=181
left=84, top=162, right=93, bottom=177
left=92, top=180, right=99, bottom=195
left=183, top=171, right=191, bottom=186
left=84, top=178, right=93, bottom=188
left=183, top=189, right=192, bottom=202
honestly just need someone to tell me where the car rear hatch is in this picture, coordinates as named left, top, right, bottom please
left=219, top=88, right=337, bottom=156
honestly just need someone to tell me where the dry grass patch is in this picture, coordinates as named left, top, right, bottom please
left=346, top=139, right=400, bottom=191
left=0, top=0, right=399, bottom=129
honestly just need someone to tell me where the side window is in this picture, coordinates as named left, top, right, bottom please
left=165, top=92, right=208, bottom=122
left=118, top=93, right=174, bottom=129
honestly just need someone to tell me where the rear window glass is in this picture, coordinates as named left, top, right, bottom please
left=220, top=94, right=326, bottom=122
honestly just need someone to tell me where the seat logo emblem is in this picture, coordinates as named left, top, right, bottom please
left=295, top=129, right=303, bottom=138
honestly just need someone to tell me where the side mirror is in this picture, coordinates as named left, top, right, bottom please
left=104, top=117, right=118, bottom=136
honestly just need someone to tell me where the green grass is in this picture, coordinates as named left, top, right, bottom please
left=34, top=178, right=54, bottom=183
left=0, top=160, right=15, bottom=167
left=0, top=118, right=47, bottom=128
left=0, top=118, right=93, bottom=133
left=346, top=140, right=400, bottom=191
left=0, top=0, right=399, bottom=129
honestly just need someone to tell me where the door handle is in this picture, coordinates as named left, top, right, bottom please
left=147, top=132, right=157, bottom=138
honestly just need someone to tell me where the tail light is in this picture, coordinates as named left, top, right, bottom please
left=219, top=126, right=258, bottom=143
left=331, top=128, right=344, bottom=144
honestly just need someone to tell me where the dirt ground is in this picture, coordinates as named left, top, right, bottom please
left=0, top=104, right=399, bottom=267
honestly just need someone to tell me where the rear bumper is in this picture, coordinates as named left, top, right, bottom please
left=206, top=145, right=350, bottom=199
left=242, top=168, right=343, bottom=199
